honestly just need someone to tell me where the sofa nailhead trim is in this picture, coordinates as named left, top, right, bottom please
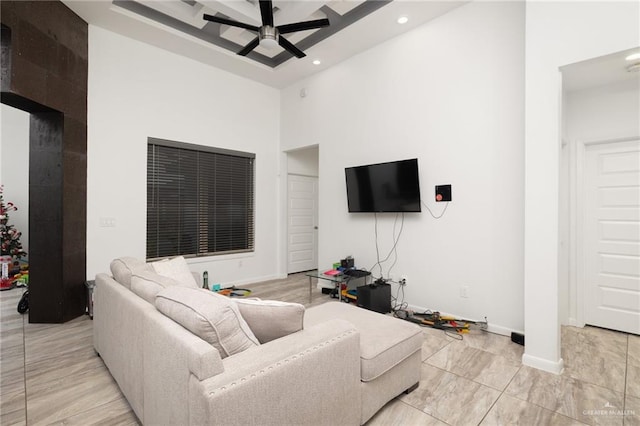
left=207, top=329, right=356, bottom=396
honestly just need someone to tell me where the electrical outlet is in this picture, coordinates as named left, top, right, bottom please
left=460, top=286, right=469, bottom=298
left=400, top=276, right=407, bottom=286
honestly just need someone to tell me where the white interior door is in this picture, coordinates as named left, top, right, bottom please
left=583, top=139, right=640, bottom=334
left=287, top=175, right=318, bottom=273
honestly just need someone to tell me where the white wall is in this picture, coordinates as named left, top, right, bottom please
left=560, top=78, right=640, bottom=325
left=0, top=104, right=29, bottom=254
left=87, top=26, right=281, bottom=285
left=565, top=79, right=640, bottom=142
left=281, top=1, right=525, bottom=334
left=287, top=146, right=319, bottom=177
left=524, top=1, right=639, bottom=373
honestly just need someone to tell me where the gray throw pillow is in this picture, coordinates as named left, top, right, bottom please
left=130, top=270, right=192, bottom=304
left=110, top=257, right=153, bottom=289
left=233, top=298, right=305, bottom=343
left=155, top=287, right=259, bottom=358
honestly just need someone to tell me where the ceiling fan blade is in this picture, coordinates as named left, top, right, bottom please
left=278, top=36, right=306, bottom=58
left=238, top=37, right=260, bottom=56
left=259, top=0, right=274, bottom=27
left=203, top=13, right=259, bottom=32
left=277, top=18, right=330, bottom=35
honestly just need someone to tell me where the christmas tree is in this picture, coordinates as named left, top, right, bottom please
left=0, top=185, right=27, bottom=261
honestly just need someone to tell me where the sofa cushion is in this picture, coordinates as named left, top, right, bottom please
left=110, top=257, right=153, bottom=290
left=304, top=302, right=422, bottom=382
left=233, top=299, right=305, bottom=343
left=131, top=271, right=192, bottom=304
left=151, top=256, right=198, bottom=288
left=155, top=287, right=259, bottom=358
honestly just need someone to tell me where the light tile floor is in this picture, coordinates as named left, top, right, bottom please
left=1, top=275, right=639, bottom=425
left=368, top=321, right=639, bottom=426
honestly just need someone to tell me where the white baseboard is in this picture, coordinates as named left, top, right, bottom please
left=566, top=317, right=586, bottom=328
left=567, top=317, right=578, bottom=327
left=223, top=273, right=286, bottom=288
left=522, top=354, right=564, bottom=375
left=486, top=323, right=521, bottom=337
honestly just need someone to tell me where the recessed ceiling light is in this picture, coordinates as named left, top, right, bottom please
left=312, top=59, right=321, bottom=65
left=625, top=52, right=640, bottom=61
left=397, top=16, right=409, bottom=25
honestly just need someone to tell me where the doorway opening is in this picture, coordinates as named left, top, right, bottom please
left=286, top=146, right=319, bottom=274
left=560, top=47, right=640, bottom=335
left=1, top=104, right=29, bottom=257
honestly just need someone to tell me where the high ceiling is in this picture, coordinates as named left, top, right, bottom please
left=62, top=0, right=468, bottom=88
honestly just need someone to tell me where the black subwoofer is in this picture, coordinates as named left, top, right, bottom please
left=357, top=284, right=391, bottom=314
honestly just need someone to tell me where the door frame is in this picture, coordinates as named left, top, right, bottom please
left=281, top=145, right=320, bottom=277
left=286, top=173, right=319, bottom=273
left=571, top=136, right=640, bottom=328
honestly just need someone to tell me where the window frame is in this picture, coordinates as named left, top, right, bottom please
left=146, top=137, right=255, bottom=261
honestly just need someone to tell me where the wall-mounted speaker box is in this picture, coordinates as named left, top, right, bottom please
left=357, top=283, right=391, bottom=314
left=435, top=184, right=452, bottom=202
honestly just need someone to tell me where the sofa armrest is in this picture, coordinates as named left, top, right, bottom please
left=189, top=319, right=362, bottom=426
left=94, top=273, right=155, bottom=421
left=142, top=304, right=225, bottom=425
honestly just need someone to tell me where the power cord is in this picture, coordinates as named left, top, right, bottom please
left=391, top=280, right=407, bottom=312
left=421, top=200, right=449, bottom=219
left=369, top=213, right=405, bottom=279
left=387, top=213, right=404, bottom=279
left=372, top=213, right=383, bottom=277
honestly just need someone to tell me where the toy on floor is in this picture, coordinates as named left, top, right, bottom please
left=17, top=290, right=28, bottom=314
left=395, top=309, right=488, bottom=334
left=216, top=286, right=252, bottom=297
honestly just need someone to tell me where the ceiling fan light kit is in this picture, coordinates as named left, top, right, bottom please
left=203, top=0, right=330, bottom=59
left=259, top=26, right=279, bottom=49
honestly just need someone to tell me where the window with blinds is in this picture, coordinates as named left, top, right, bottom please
left=146, top=138, right=255, bottom=260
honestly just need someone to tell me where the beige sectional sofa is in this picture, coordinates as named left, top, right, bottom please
left=94, top=258, right=422, bottom=425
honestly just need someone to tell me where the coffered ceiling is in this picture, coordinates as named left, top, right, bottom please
left=62, top=0, right=468, bottom=88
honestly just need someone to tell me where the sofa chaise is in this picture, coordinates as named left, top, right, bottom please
left=93, top=257, right=422, bottom=425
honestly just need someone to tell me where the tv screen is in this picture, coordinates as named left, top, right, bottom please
left=345, top=159, right=421, bottom=213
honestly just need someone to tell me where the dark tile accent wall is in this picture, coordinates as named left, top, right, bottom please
left=1, top=1, right=87, bottom=323
left=1, top=25, right=11, bottom=91
left=29, top=112, right=65, bottom=321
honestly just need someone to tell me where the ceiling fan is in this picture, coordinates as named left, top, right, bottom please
left=203, top=0, right=330, bottom=58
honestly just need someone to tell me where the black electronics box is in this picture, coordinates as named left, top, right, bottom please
left=341, top=257, right=354, bottom=269
left=357, top=283, right=391, bottom=314
left=511, top=332, right=525, bottom=346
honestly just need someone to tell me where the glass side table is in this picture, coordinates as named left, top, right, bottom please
left=305, top=270, right=371, bottom=303
left=305, top=271, right=346, bottom=303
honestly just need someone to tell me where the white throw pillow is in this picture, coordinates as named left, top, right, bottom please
left=155, top=287, right=259, bottom=358
left=151, top=256, right=198, bottom=288
left=130, top=270, right=192, bottom=304
left=233, top=299, right=305, bottom=343
left=110, top=257, right=153, bottom=289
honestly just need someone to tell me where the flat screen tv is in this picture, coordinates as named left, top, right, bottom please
left=345, top=159, right=421, bottom=213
